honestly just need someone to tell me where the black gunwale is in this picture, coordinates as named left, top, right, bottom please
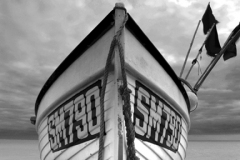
left=35, top=9, right=190, bottom=116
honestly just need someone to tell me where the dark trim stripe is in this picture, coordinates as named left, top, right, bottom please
left=35, top=10, right=115, bottom=115
left=125, top=14, right=190, bottom=113
left=35, top=9, right=190, bottom=116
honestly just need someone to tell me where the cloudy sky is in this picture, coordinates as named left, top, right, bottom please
left=0, top=0, right=239, bottom=140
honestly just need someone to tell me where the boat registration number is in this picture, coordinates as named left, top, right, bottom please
left=133, top=81, right=182, bottom=152
left=47, top=80, right=102, bottom=152
left=47, top=80, right=182, bottom=152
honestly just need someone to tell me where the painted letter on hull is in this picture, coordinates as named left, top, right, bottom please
left=47, top=80, right=182, bottom=153
left=134, top=81, right=182, bottom=152
left=47, top=80, right=102, bottom=152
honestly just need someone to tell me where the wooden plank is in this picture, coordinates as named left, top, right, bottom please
left=38, top=118, right=47, bottom=134
left=38, top=77, right=118, bottom=159
left=126, top=73, right=189, bottom=159
left=135, top=139, right=162, bottom=160
left=39, top=125, right=48, bottom=145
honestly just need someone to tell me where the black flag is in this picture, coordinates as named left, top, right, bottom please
left=223, top=23, right=240, bottom=61
left=223, top=43, right=236, bottom=61
left=202, top=3, right=221, bottom=57
left=202, top=3, right=219, bottom=35
left=205, top=25, right=221, bottom=57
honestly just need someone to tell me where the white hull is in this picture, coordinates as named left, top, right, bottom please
left=34, top=3, right=191, bottom=160
left=37, top=75, right=189, bottom=160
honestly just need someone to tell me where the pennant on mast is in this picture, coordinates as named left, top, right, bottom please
left=184, top=3, right=239, bottom=92
left=181, top=3, right=220, bottom=79
left=223, top=23, right=240, bottom=61
left=202, top=3, right=218, bottom=35
left=205, top=25, right=221, bottom=57
left=193, top=23, right=240, bottom=92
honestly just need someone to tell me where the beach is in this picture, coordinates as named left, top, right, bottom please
left=0, top=139, right=39, bottom=160
left=186, top=141, right=240, bottom=160
left=0, top=139, right=240, bottom=160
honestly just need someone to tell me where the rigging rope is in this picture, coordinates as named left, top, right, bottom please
left=117, top=38, right=138, bottom=160
left=196, top=60, right=202, bottom=76
left=191, top=58, right=202, bottom=76
left=98, top=13, right=137, bottom=160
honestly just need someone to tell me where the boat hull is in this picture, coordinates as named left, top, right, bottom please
left=37, top=73, right=189, bottom=160
left=34, top=4, right=190, bottom=160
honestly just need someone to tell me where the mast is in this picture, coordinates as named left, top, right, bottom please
left=179, top=20, right=201, bottom=78
left=193, top=29, right=240, bottom=92
left=185, top=23, right=216, bottom=80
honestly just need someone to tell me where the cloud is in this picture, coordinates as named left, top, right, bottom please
left=0, top=0, right=124, bottom=139
left=190, top=103, right=240, bottom=135
left=0, top=0, right=240, bottom=139
left=189, top=87, right=240, bottom=135
left=0, top=0, right=91, bottom=137
left=199, top=88, right=233, bottom=93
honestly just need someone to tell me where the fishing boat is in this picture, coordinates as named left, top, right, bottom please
left=32, top=3, right=198, bottom=160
